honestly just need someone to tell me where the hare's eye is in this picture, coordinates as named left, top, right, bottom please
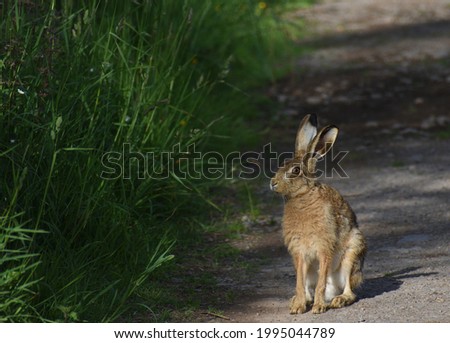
left=291, top=166, right=301, bottom=175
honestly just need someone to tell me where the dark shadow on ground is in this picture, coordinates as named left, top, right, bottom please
left=358, top=267, right=439, bottom=300
left=300, top=19, right=450, bottom=49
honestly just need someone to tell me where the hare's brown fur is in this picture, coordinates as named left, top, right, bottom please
left=271, top=114, right=367, bottom=314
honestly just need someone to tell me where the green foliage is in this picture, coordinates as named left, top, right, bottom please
left=0, top=0, right=309, bottom=321
left=0, top=214, right=43, bottom=322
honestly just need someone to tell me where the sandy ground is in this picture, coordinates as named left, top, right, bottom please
left=207, top=0, right=450, bottom=323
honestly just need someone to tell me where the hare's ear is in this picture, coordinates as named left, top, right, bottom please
left=309, top=125, right=339, bottom=158
left=295, top=114, right=318, bottom=155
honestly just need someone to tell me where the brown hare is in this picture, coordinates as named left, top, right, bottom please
left=270, top=114, right=367, bottom=314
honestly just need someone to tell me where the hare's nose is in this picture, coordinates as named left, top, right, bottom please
left=270, top=179, right=278, bottom=191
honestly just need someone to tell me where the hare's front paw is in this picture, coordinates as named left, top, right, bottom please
left=290, top=295, right=307, bottom=314
left=312, top=302, right=328, bottom=314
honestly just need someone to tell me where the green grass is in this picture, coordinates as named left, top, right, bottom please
left=123, top=222, right=246, bottom=322
left=435, top=127, right=450, bottom=140
left=0, top=0, right=311, bottom=322
left=0, top=214, right=44, bottom=322
left=391, top=160, right=406, bottom=168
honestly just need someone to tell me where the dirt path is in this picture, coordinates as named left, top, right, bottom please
left=208, top=0, right=450, bottom=323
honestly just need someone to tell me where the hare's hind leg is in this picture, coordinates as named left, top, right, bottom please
left=330, top=229, right=366, bottom=309
left=290, top=254, right=308, bottom=314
